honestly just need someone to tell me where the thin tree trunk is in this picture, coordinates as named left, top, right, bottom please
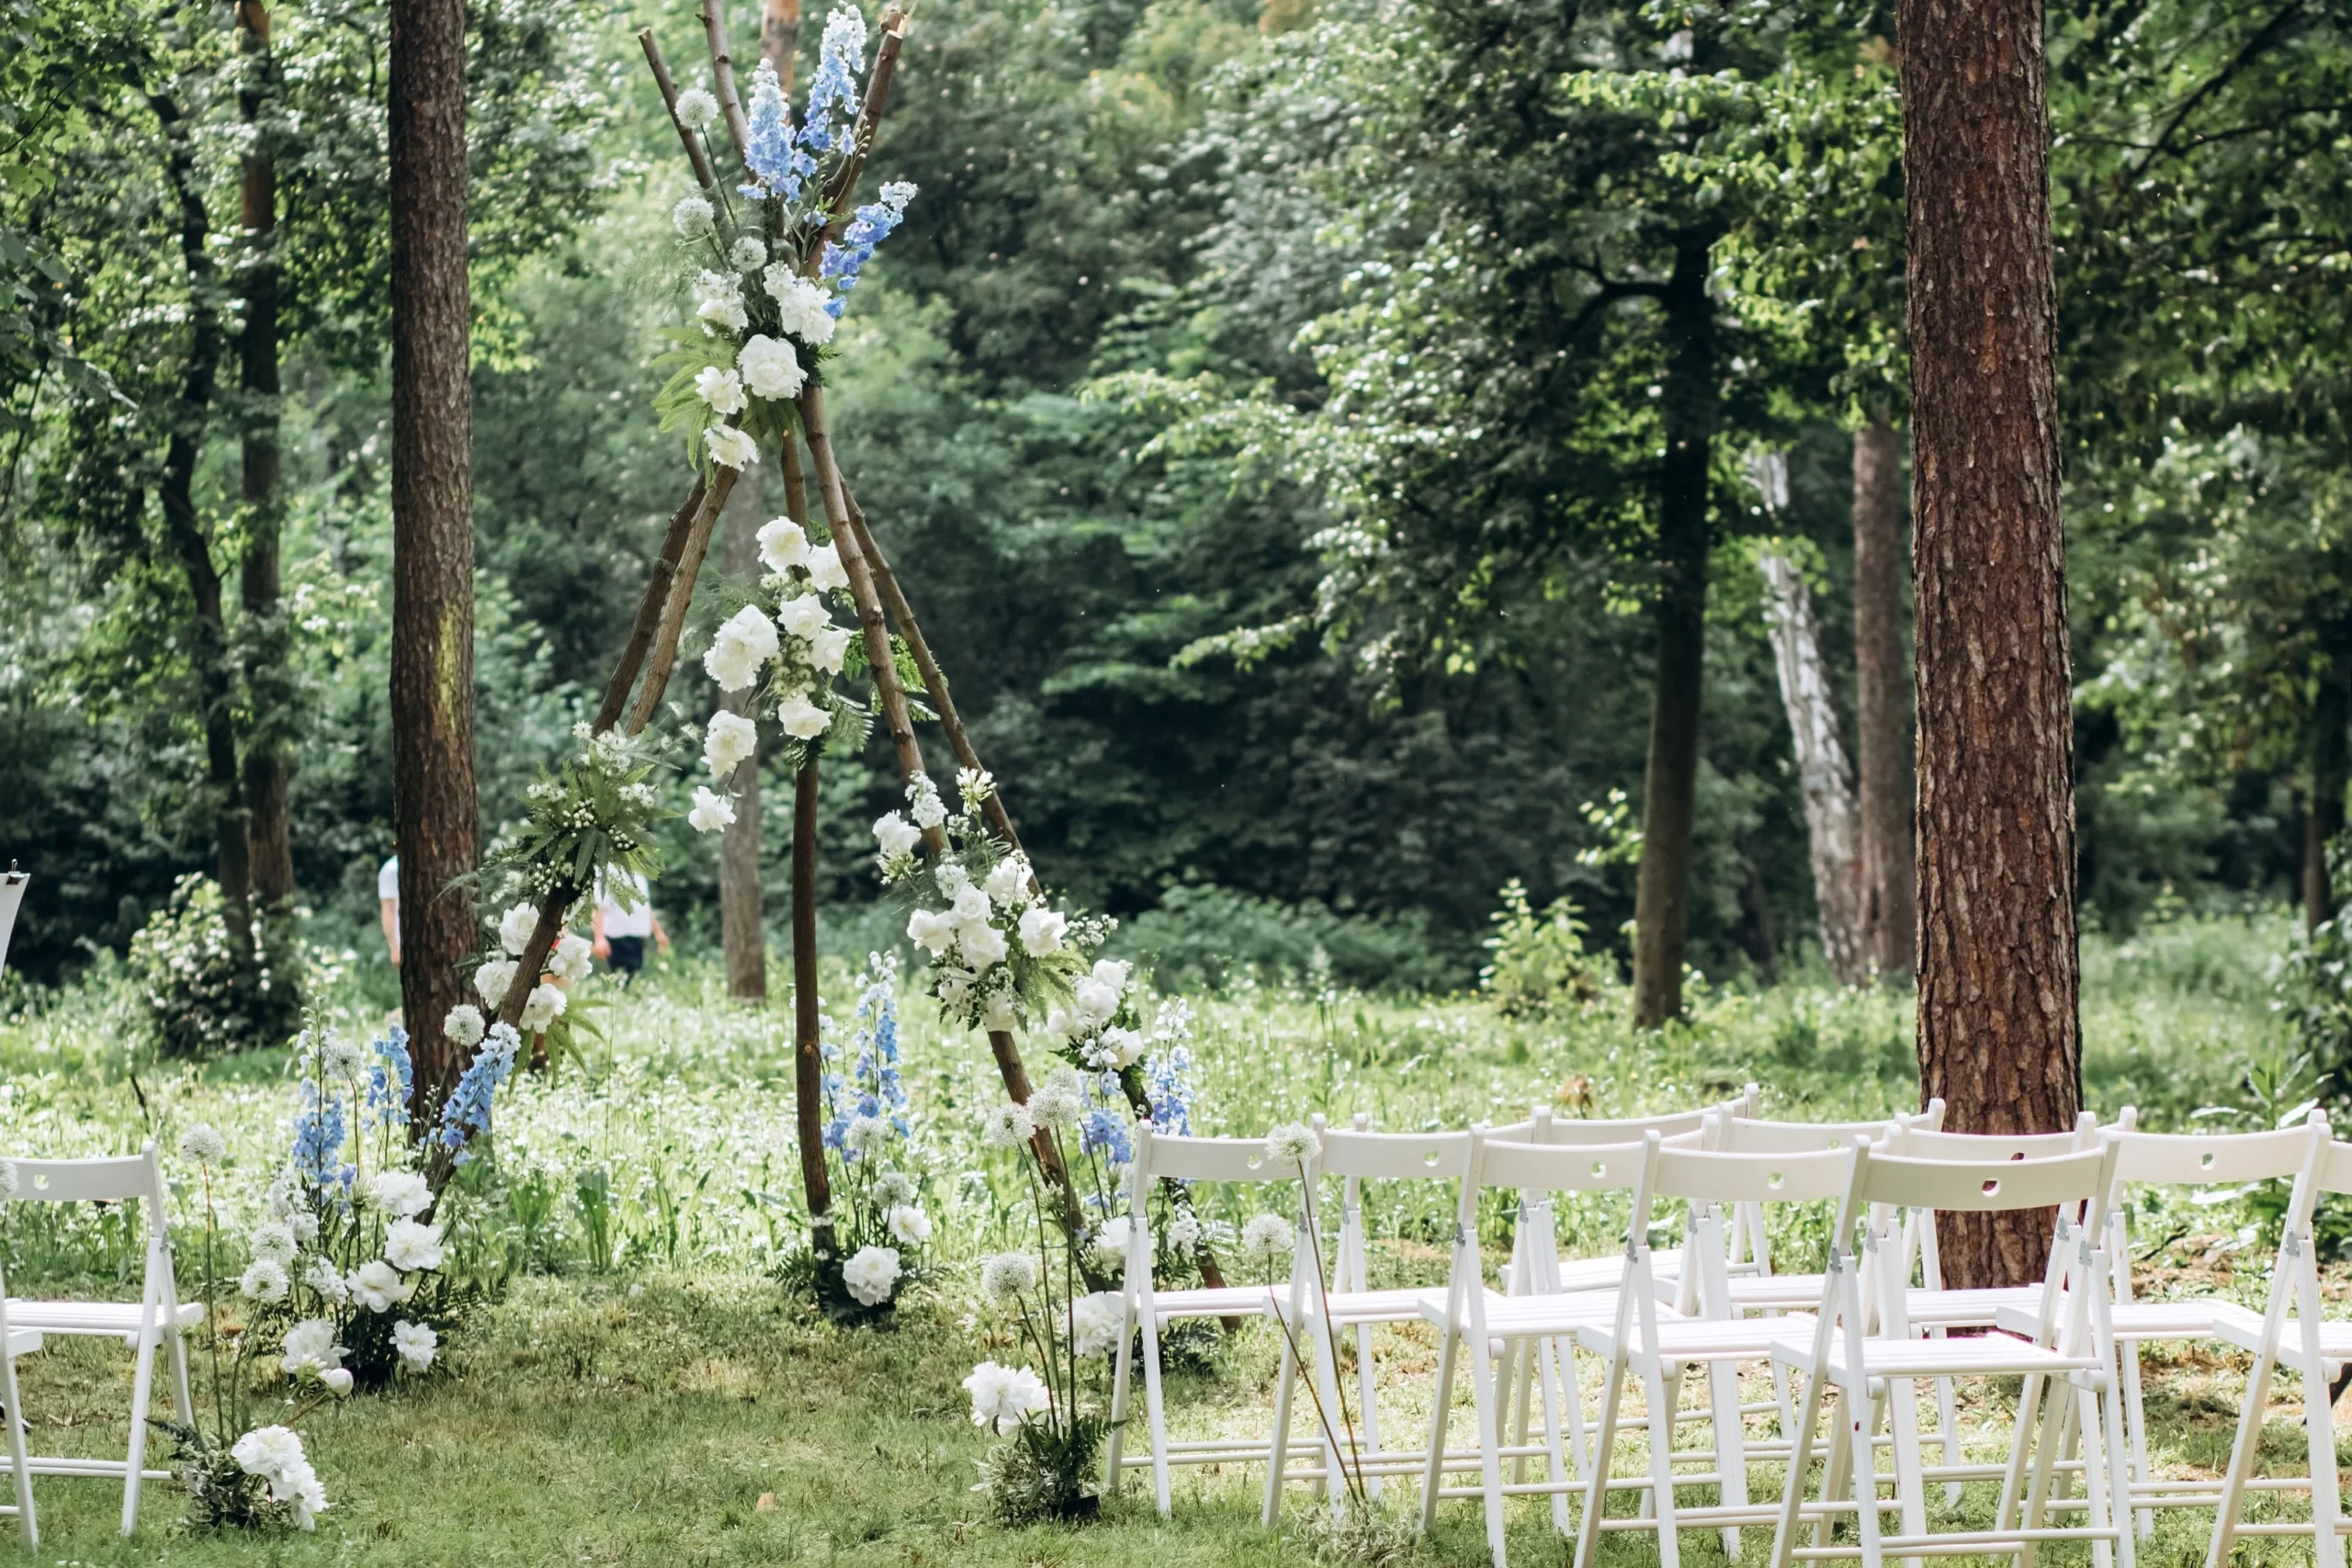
left=792, top=757, right=831, bottom=1247
left=2305, top=642, right=2350, bottom=931
left=390, top=0, right=481, bottom=1122
left=1631, top=234, right=1716, bottom=1028
left=1852, top=418, right=1916, bottom=975
left=1759, top=554, right=1867, bottom=984
left=719, top=471, right=768, bottom=1000
left=1904, top=0, right=2081, bottom=1288
left=236, top=0, right=297, bottom=999
left=761, top=0, right=803, bottom=93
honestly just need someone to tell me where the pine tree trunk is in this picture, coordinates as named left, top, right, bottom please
left=390, top=0, right=481, bottom=1121
left=1903, top=0, right=2081, bottom=1287
left=237, top=0, right=298, bottom=1005
left=761, top=0, right=802, bottom=92
left=719, top=474, right=768, bottom=999
left=1852, top=419, right=1916, bottom=975
left=1631, top=234, right=1716, bottom=1028
left=1759, top=554, right=1867, bottom=984
left=2304, top=643, right=2350, bottom=931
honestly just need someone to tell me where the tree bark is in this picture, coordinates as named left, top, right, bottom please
left=390, top=0, right=481, bottom=1120
left=1630, top=234, right=1716, bottom=1028
left=720, top=468, right=768, bottom=1000
left=1759, top=554, right=1867, bottom=984
left=792, top=757, right=831, bottom=1245
left=1852, top=419, right=1916, bottom=975
left=236, top=0, right=297, bottom=979
left=761, top=0, right=803, bottom=92
left=2304, top=641, right=2351, bottom=931
left=1904, top=0, right=2081, bottom=1287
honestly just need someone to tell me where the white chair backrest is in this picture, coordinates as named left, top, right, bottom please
left=1524, top=1090, right=1752, bottom=1149
left=1478, top=1134, right=1657, bottom=1201
left=2109, top=1116, right=2328, bottom=1189
left=1709, top=1112, right=1910, bottom=1156
left=1653, top=1137, right=1863, bottom=1208
left=1883, top=1111, right=2096, bottom=1163
left=1860, top=1142, right=2116, bottom=1216
left=1317, top=1124, right=1476, bottom=1182
left=2312, top=1138, right=2352, bottom=1198
left=9, top=1148, right=166, bottom=1214
left=1134, top=1123, right=1310, bottom=1185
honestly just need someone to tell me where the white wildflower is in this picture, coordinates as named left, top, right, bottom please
left=843, top=1114, right=892, bottom=1156
left=240, top=1258, right=289, bottom=1304
left=1241, top=1213, right=1297, bottom=1263
left=674, top=87, right=720, bottom=130
left=320, top=1032, right=369, bottom=1081
left=704, top=604, right=780, bottom=692
left=689, top=786, right=737, bottom=834
left=1266, top=1122, right=1321, bottom=1167
left=729, top=234, right=767, bottom=270
left=248, top=1221, right=297, bottom=1265
left=874, top=1171, right=918, bottom=1207
left=978, top=1251, right=1038, bottom=1304
left=178, top=1123, right=227, bottom=1167
left=704, top=709, right=759, bottom=778
left=302, top=1258, right=348, bottom=1305
left=1027, top=1082, right=1083, bottom=1132
left=1099, top=1026, right=1147, bottom=1067
left=1168, top=1209, right=1203, bottom=1252
left=670, top=193, right=715, bottom=235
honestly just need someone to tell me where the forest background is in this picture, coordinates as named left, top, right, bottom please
left=5, top=0, right=2346, bottom=1013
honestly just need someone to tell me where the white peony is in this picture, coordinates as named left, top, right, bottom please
left=548, top=932, right=594, bottom=985
left=775, top=692, right=830, bottom=739
left=763, top=265, right=839, bottom=344
left=231, top=1424, right=305, bottom=1484
left=688, top=786, right=736, bottom=834
left=280, top=1318, right=345, bottom=1377
left=520, top=982, right=568, bottom=1033
left=349, top=1258, right=415, bottom=1314
left=704, top=604, right=780, bottom=692
left=498, top=901, right=540, bottom=957
left=777, top=594, right=831, bottom=641
left=756, top=515, right=809, bottom=573
left=1091, top=1216, right=1150, bottom=1269
left=707, top=424, right=760, bottom=469
left=393, top=1318, right=437, bottom=1372
left=444, top=1003, right=485, bottom=1048
left=907, top=908, right=956, bottom=955
left=805, top=543, right=848, bottom=592
left=474, top=958, right=518, bottom=1008
left=704, top=709, right=758, bottom=778
left=694, top=269, right=747, bottom=332
left=1018, top=906, right=1067, bottom=957
left=983, top=858, right=1028, bottom=904
left=364, top=1170, right=433, bottom=1220
left=1100, top=1026, right=1148, bottom=1066
left=282, top=1459, right=328, bottom=1529
left=735, top=333, right=805, bottom=400
left=958, top=921, right=1009, bottom=971
left=808, top=624, right=854, bottom=675
left=962, top=1360, right=1049, bottom=1436
left=887, top=1204, right=933, bottom=1246
left=950, top=886, right=992, bottom=924
left=320, top=1367, right=354, bottom=1397
left=240, top=1259, right=288, bottom=1304
left=873, top=812, right=922, bottom=861
left=842, top=1245, right=902, bottom=1307
left=695, top=365, right=747, bottom=415
left=1069, top=1291, right=1125, bottom=1358
left=382, top=1219, right=446, bottom=1273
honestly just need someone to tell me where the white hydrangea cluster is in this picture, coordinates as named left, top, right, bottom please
left=688, top=516, right=859, bottom=835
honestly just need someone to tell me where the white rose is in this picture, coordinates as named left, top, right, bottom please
left=763, top=266, right=839, bottom=344
left=689, top=786, right=736, bottom=834
left=704, top=709, right=758, bottom=777
left=950, top=886, right=991, bottom=924
left=756, top=515, right=809, bottom=573
left=548, top=933, right=594, bottom=985
left=1074, top=976, right=1121, bottom=1025
left=1102, top=1026, right=1148, bottom=1067
left=706, top=425, right=760, bottom=469
left=959, top=922, right=1009, bottom=971
left=805, top=543, right=848, bottom=592
left=775, top=693, right=829, bottom=739
left=473, top=958, right=518, bottom=1008
left=1018, top=906, right=1066, bottom=957
left=348, top=1259, right=414, bottom=1314
left=809, top=625, right=854, bottom=675
left=777, top=594, right=831, bottom=641
left=873, top=812, right=922, bottom=860
left=735, top=333, right=805, bottom=401
left=382, top=1219, right=445, bottom=1273
left=704, top=604, right=780, bottom=693
left=906, top=908, right=956, bottom=956
left=498, top=901, right=540, bottom=957
left=695, top=366, right=747, bottom=415
left=520, top=982, right=568, bottom=1033
left=984, top=858, right=1028, bottom=904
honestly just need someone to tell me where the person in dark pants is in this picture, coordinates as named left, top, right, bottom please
left=592, top=870, right=670, bottom=982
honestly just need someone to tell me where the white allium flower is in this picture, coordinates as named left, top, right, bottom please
left=393, top=1318, right=437, bottom=1371
left=383, top=1220, right=446, bottom=1274
left=689, top=786, right=737, bottom=834
left=1028, top=1083, right=1084, bottom=1132
left=548, top=933, right=594, bottom=985
left=1168, top=1210, right=1203, bottom=1252
left=757, top=515, right=809, bottom=573
left=303, top=1258, right=348, bottom=1304
left=775, top=692, right=830, bottom=739
left=249, top=1221, right=298, bottom=1265
left=1069, top=1291, right=1125, bottom=1358
left=1266, top=1122, right=1321, bottom=1167
left=281, top=1318, right=344, bottom=1376
left=671, top=194, right=716, bottom=236
left=349, top=1258, right=415, bottom=1314
left=806, top=542, right=848, bottom=592
left=695, top=365, right=748, bottom=415
left=777, top=593, right=831, bottom=641
left=808, top=624, right=854, bottom=675
left=962, top=1360, right=1048, bottom=1435
left=520, top=982, right=568, bottom=1033
left=736, top=333, right=805, bottom=400
left=321, top=1367, right=354, bottom=1396
left=958, top=921, right=1009, bottom=971
left=704, top=604, right=781, bottom=692
left=729, top=234, right=768, bottom=270
left=906, top=908, right=956, bottom=955
left=320, top=1032, right=369, bottom=1081
left=950, top=886, right=992, bottom=924
left=499, top=901, right=541, bottom=957
left=707, top=424, right=760, bottom=469
left=178, top=1123, right=227, bottom=1167
left=240, top=1258, right=289, bottom=1304
left=1018, top=906, right=1067, bottom=958
left=444, top=1003, right=485, bottom=1048
left=842, top=1245, right=902, bottom=1306
left=287, top=1208, right=319, bottom=1245
left=763, top=265, right=839, bottom=344
left=365, top=1170, right=433, bottom=1219
left=843, top=1114, right=892, bottom=1156
left=474, top=957, right=519, bottom=1007
left=978, top=1251, right=1038, bottom=1304
left=887, top=1204, right=932, bottom=1246
left=704, top=710, right=759, bottom=778
left=982, top=858, right=1028, bottom=904
left=1100, top=1026, right=1147, bottom=1067
left=875, top=1171, right=918, bottom=1207
left=1241, top=1213, right=1297, bottom=1263
left=674, top=87, right=720, bottom=130
left=980, top=1101, right=1035, bottom=1149
left=694, top=269, right=748, bottom=332
left=873, top=812, right=922, bottom=861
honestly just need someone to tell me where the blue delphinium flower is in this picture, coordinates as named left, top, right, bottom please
left=798, top=6, right=868, bottom=153
left=291, top=1083, right=347, bottom=1187
left=435, top=1022, right=521, bottom=1160
left=1142, top=1046, right=1195, bottom=1136
left=820, top=953, right=910, bottom=1157
left=366, top=1028, right=413, bottom=1128
left=817, top=181, right=915, bottom=311
left=740, top=62, right=815, bottom=201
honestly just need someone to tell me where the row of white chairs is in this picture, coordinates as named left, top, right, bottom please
left=1102, top=1093, right=2352, bottom=1568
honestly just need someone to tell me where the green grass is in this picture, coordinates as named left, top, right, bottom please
left=0, top=908, right=2335, bottom=1562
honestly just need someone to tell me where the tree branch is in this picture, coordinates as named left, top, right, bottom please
left=701, top=0, right=754, bottom=170
left=639, top=29, right=721, bottom=195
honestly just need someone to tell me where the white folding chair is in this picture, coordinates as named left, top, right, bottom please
left=1769, top=1138, right=2135, bottom=1568
left=0, top=1247, right=47, bottom=1545
left=1103, top=1120, right=1314, bottom=1517
left=4, top=1144, right=199, bottom=1534
left=2205, top=1132, right=2352, bottom=1568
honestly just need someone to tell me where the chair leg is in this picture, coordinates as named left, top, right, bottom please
left=2311, top=1359, right=2347, bottom=1568
left=1264, top=1314, right=1301, bottom=1528
left=1355, top=1319, right=1385, bottom=1504
left=1313, top=1314, right=1353, bottom=1520
left=1708, top=1353, right=1748, bottom=1563
left=1850, top=1388, right=1887, bottom=1568
left=1768, top=1364, right=1826, bottom=1568
left=1471, top=1333, right=1511, bottom=1568
left=2095, top=1374, right=2137, bottom=1568
left=2117, top=1337, right=2151, bottom=1540
left=1509, top=1336, right=1535, bottom=1487
left=1995, top=1371, right=2046, bottom=1536
left=0, top=1347, right=35, bottom=1548
left=1816, top=1386, right=1852, bottom=1553
left=1534, top=1335, right=1573, bottom=1538
left=1931, top=1358, right=1962, bottom=1506
left=1422, top=1322, right=1463, bottom=1534
left=1104, top=1295, right=1137, bottom=1494
left=2070, top=1381, right=2113, bottom=1568
left=1642, top=1354, right=1685, bottom=1568
left=121, top=1320, right=159, bottom=1535
left=1139, top=1306, right=1174, bottom=1517
left=1574, top=1346, right=1631, bottom=1568
left=2018, top=1371, right=2065, bottom=1568
left=2202, top=1342, right=2278, bottom=1568
left=1885, top=1374, right=1928, bottom=1568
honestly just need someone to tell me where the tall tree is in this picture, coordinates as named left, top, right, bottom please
left=1851, top=418, right=1915, bottom=973
left=390, top=0, right=481, bottom=1111
left=1904, top=0, right=2081, bottom=1285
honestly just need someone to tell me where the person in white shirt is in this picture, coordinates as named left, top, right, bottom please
left=379, top=854, right=401, bottom=965
left=593, top=870, right=670, bottom=980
